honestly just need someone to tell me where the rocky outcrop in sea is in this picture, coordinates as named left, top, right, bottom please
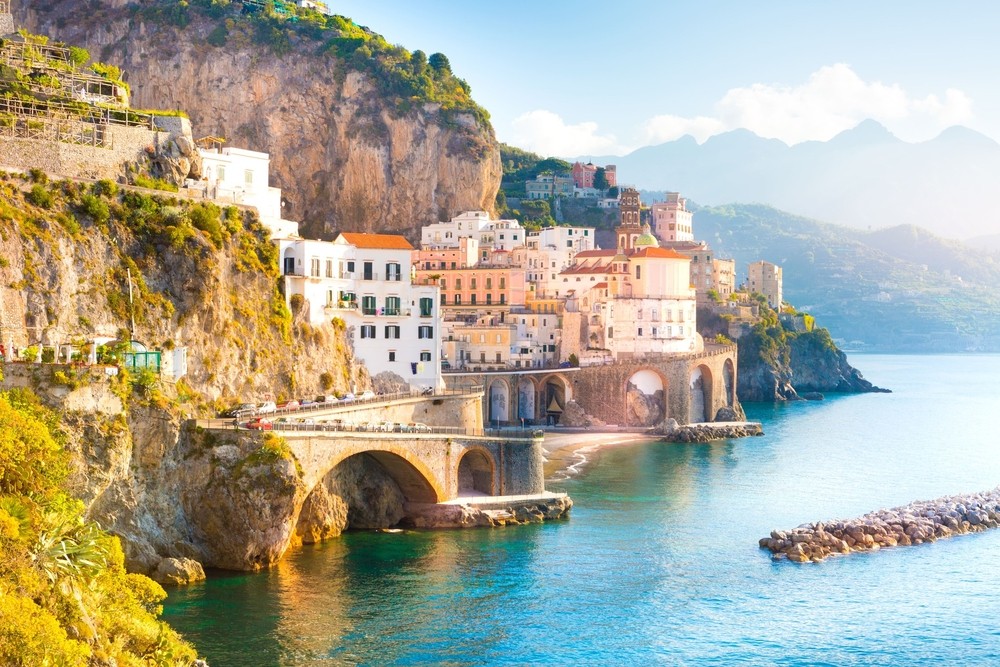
left=760, top=487, right=1000, bottom=562
left=655, top=418, right=763, bottom=442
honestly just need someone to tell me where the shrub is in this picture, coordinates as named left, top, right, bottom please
left=289, top=293, right=304, bottom=313
left=27, top=168, right=47, bottom=184
left=319, top=371, right=334, bottom=391
left=27, top=183, right=55, bottom=209
left=80, top=194, right=110, bottom=224
left=92, top=179, right=118, bottom=198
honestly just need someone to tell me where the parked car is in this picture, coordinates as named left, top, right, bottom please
left=220, top=403, right=256, bottom=418
left=340, top=392, right=356, bottom=402
left=277, top=400, right=300, bottom=411
left=246, top=417, right=272, bottom=431
left=409, top=422, right=431, bottom=433
left=257, top=401, right=276, bottom=414
left=298, top=398, right=315, bottom=408
left=315, top=395, right=337, bottom=404
left=359, top=390, right=376, bottom=400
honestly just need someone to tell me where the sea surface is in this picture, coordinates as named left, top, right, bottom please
left=163, top=354, right=1000, bottom=666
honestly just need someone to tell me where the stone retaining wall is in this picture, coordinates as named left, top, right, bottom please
left=760, top=487, right=1000, bottom=562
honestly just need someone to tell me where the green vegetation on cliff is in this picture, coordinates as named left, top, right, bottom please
left=0, top=384, right=200, bottom=665
left=134, top=0, right=489, bottom=127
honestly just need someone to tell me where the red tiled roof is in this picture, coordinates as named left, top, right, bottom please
left=338, top=232, right=414, bottom=250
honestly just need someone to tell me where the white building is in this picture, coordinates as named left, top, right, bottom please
left=279, top=232, right=442, bottom=389
left=517, top=225, right=596, bottom=297
left=420, top=211, right=525, bottom=252
left=193, top=144, right=299, bottom=238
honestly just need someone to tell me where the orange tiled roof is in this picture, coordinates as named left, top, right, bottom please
left=630, top=247, right=689, bottom=259
left=339, top=232, right=414, bottom=250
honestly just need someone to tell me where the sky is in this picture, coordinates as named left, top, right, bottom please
left=332, top=1, right=1000, bottom=158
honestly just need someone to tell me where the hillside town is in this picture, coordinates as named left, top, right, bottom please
left=208, top=146, right=784, bottom=392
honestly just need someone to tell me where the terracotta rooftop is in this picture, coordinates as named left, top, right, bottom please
left=338, top=232, right=414, bottom=250
left=631, top=247, right=689, bottom=259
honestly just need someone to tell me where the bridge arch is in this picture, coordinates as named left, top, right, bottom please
left=689, top=364, right=714, bottom=423
left=307, top=446, right=445, bottom=504
left=488, top=378, right=511, bottom=424
left=538, top=373, right=572, bottom=425
left=625, top=367, right=668, bottom=427
left=516, top=377, right=538, bottom=424
left=457, top=446, right=496, bottom=496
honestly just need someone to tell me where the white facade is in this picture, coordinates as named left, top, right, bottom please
left=420, top=211, right=525, bottom=252
left=192, top=145, right=299, bottom=239
left=520, top=225, right=596, bottom=297
left=279, top=232, right=442, bottom=389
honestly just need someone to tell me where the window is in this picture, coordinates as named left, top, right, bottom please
left=454, top=294, right=462, bottom=305
left=310, top=258, right=320, bottom=277
left=244, top=169, right=253, bottom=186
left=389, top=351, right=396, bottom=362
left=419, top=297, right=433, bottom=317
left=420, top=351, right=432, bottom=362
left=385, top=325, right=400, bottom=339
left=217, top=165, right=226, bottom=182
left=455, top=278, right=462, bottom=290
left=418, top=325, right=433, bottom=339
left=496, top=352, right=502, bottom=363
left=360, top=325, right=376, bottom=339
left=384, top=296, right=401, bottom=316
left=495, top=334, right=502, bottom=343
left=486, top=277, right=492, bottom=289
left=500, top=277, right=506, bottom=289
left=346, top=260, right=355, bottom=274
left=471, top=294, right=477, bottom=305
left=363, top=261, right=373, bottom=280
left=486, top=293, right=492, bottom=305
left=608, top=327, right=614, bottom=338
left=471, top=278, right=477, bottom=289
left=451, top=262, right=457, bottom=269
left=480, top=352, right=486, bottom=362
left=652, top=327, right=658, bottom=337
left=637, top=309, right=643, bottom=320
left=635, top=265, right=641, bottom=279
left=440, top=278, right=447, bottom=290
left=386, top=262, right=401, bottom=281
left=479, top=334, right=486, bottom=343
left=362, top=295, right=376, bottom=315
left=567, top=240, right=573, bottom=248
left=325, top=260, right=333, bottom=278
left=638, top=328, right=643, bottom=336
left=500, top=294, right=506, bottom=305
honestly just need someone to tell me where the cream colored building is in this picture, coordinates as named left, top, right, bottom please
left=748, top=260, right=784, bottom=308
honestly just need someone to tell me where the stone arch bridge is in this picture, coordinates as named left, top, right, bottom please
left=444, top=343, right=738, bottom=428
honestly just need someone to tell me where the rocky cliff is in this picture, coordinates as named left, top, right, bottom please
left=738, top=326, right=887, bottom=402
left=15, top=2, right=502, bottom=240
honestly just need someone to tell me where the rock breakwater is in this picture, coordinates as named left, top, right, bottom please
left=657, top=419, right=764, bottom=442
left=760, top=487, right=1000, bottom=562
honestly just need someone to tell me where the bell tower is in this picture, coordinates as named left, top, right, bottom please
left=616, top=187, right=642, bottom=251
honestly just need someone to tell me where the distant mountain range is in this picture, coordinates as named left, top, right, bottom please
left=583, top=121, right=1000, bottom=241
left=691, top=204, right=1000, bottom=352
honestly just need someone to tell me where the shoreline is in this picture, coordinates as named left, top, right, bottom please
left=541, top=429, right=660, bottom=481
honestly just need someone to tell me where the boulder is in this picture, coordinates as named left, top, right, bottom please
left=152, top=557, right=206, bottom=585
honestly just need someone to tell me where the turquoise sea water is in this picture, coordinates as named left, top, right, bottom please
left=163, top=354, right=1000, bottom=665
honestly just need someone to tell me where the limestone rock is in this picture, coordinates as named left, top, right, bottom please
left=151, top=557, right=206, bottom=586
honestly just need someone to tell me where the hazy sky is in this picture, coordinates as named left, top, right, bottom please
left=333, top=1, right=1000, bottom=157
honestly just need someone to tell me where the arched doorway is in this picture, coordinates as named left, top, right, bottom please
left=723, top=358, right=736, bottom=407
left=517, top=378, right=537, bottom=425
left=542, top=375, right=570, bottom=425
left=488, top=380, right=510, bottom=425
left=282, top=247, right=296, bottom=276
left=626, top=368, right=666, bottom=427
left=457, top=449, right=495, bottom=496
left=689, top=365, right=714, bottom=423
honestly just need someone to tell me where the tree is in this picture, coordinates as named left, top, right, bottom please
left=593, top=167, right=609, bottom=191
left=410, top=49, right=427, bottom=73
left=428, top=52, right=451, bottom=75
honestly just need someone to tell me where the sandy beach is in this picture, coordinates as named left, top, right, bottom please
left=540, top=428, right=660, bottom=481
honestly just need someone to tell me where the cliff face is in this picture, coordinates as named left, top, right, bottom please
left=16, top=3, right=502, bottom=240
left=737, top=327, right=887, bottom=402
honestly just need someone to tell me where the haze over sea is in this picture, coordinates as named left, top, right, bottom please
left=163, top=354, right=1000, bottom=666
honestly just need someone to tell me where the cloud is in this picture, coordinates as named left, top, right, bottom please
left=642, top=64, right=975, bottom=146
left=509, top=110, right=622, bottom=157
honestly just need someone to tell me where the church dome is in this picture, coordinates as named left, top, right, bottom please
left=634, top=224, right=659, bottom=248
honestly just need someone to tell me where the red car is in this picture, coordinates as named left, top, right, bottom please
left=246, top=417, right=273, bottom=431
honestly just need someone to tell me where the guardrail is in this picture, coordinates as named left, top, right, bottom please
left=236, top=420, right=542, bottom=440
left=222, top=385, right=485, bottom=420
